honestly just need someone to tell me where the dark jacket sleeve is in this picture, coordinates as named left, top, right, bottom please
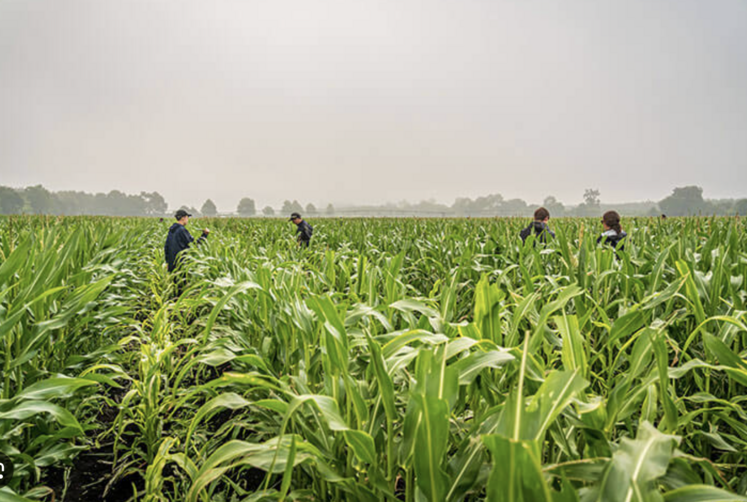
left=180, top=227, right=209, bottom=248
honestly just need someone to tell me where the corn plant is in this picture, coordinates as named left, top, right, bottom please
left=0, top=215, right=746, bottom=501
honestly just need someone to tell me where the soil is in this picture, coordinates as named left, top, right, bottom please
left=44, top=387, right=144, bottom=502
left=243, top=468, right=267, bottom=492
left=43, top=444, right=144, bottom=502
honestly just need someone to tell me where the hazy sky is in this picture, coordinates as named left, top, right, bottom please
left=1, top=0, right=746, bottom=210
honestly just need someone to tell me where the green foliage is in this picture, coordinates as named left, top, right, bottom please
left=1, top=215, right=746, bottom=502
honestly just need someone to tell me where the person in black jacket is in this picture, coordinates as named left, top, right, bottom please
left=520, top=207, right=556, bottom=244
left=164, top=209, right=209, bottom=272
left=597, top=210, right=626, bottom=251
left=289, top=212, right=313, bottom=247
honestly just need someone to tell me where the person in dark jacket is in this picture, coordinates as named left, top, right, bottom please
left=289, top=212, right=313, bottom=247
left=520, top=207, right=556, bottom=244
left=164, top=209, right=209, bottom=272
left=597, top=210, right=627, bottom=251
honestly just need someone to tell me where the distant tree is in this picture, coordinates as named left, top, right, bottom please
left=583, top=189, right=601, bottom=207
left=659, top=186, right=707, bottom=216
left=105, top=190, right=146, bottom=216
left=475, top=193, right=504, bottom=214
left=305, top=203, right=317, bottom=215
left=709, top=199, right=733, bottom=216
left=237, top=197, right=256, bottom=217
left=451, top=193, right=504, bottom=216
left=735, top=199, right=747, bottom=216
left=56, top=190, right=96, bottom=215
left=542, top=196, right=565, bottom=217
left=106, top=190, right=125, bottom=215
left=326, top=203, right=335, bottom=215
left=179, top=205, right=201, bottom=218
left=262, top=206, right=275, bottom=216
left=451, top=197, right=473, bottom=216
left=282, top=200, right=304, bottom=215
left=141, top=192, right=168, bottom=216
left=129, top=192, right=148, bottom=215
left=576, top=189, right=601, bottom=216
left=92, top=193, right=108, bottom=215
left=10, top=187, right=165, bottom=216
left=24, top=185, right=56, bottom=215
left=0, top=186, right=24, bottom=214
left=201, top=199, right=218, bottom=216
left=500, top=198, right=528, bottom=216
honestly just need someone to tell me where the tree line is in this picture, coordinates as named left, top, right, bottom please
left=0, top=184, right=745, bottom=217
left=0, top=185, right=168, bottom=216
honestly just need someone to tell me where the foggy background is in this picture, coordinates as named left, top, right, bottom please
left=1, top=0, right=746, bottom=212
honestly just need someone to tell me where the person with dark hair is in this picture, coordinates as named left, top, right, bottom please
left=520, top=207, right=555, bottom=244
left=289, top=212, right=313, bottom=247
left=164, top=209, right=209, bottom=272
left=598, top=210, right=626, bottom=250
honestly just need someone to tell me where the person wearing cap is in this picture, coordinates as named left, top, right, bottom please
left=164, top=209, right=209, bottom=272
left=289, top=212, right=313, bottom=248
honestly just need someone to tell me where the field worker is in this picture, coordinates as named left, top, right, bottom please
left=290, top=212, right=313, bottom=247
left=598, top=210, right=626, bottom=251
left=520, top=207, right=556, bottom=244
left=164, top=209, right=209, bottom=272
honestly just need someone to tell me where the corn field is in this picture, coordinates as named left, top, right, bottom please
left=1, top=215, right=746, bottom=502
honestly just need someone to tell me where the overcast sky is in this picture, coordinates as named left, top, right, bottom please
left=1, top=0, right=746, bottom=210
